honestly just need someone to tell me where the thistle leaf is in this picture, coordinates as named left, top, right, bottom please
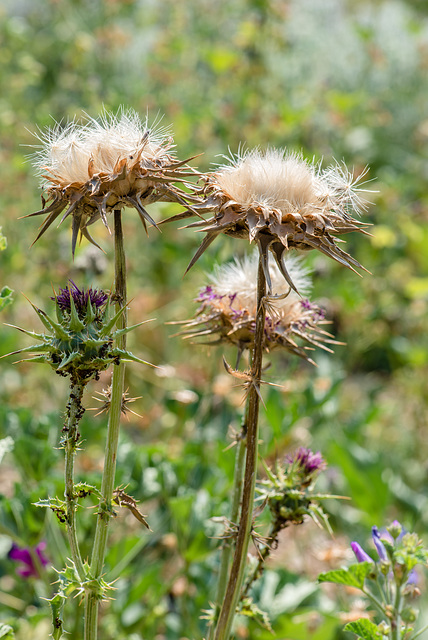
left=47, top=592, right=67, bottom=640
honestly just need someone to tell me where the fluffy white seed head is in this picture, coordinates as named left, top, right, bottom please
left=32, top=108, right=174, bottom=187
left=213, top=147, right=371, bottom=219
left=209, top=251, right=312, bottom=313
left=216, top=148, right=318, bottom=215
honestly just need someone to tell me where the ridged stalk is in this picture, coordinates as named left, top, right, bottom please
left=85, top=210, right=127, bottom=640
left=214, top=254, right=266, bottom=640
left=209, top=433, right=247, bottom=639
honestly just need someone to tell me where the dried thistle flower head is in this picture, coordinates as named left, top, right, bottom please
left=184, top=148, right=373, bottom=292
left=178, top=251, right=337, bottom=364
left=27, top=108, right=198, bottom=255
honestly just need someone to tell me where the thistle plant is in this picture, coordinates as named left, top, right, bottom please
left=12, top=108, right=200, bottom=640
left=239, top=448, right=333, bottom=609
left=319, top=521, right=428, bottom=640
left=4, top=283, right=149, bottom=638
left=5, top=104, right=377, bottom=638
left=179, top=253, right=344, bottom=639
left=171, top=148, right=373, bottom=640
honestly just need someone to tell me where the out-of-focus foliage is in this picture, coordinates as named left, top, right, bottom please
left=1, top=0, right=428, bottom=638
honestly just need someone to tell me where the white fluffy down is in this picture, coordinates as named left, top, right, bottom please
left=209, top=250, right=312, bottom=309
left=32, top=108, right=173, bottom=186
left=215, top=147, right=371, bottom=217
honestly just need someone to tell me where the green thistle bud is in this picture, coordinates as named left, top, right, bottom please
left=4, top=282, right=151, bottom=385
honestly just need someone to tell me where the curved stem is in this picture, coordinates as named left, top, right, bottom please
left=214, top=254, right=266, bottom=640
left=361, top=586, right=388, bottom=617
left=63, top=381, right=86, bottom=581
left=85, top=210, right=127, bottom=640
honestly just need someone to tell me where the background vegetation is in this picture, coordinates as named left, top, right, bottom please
left=0, top=0, right=427, bottom=638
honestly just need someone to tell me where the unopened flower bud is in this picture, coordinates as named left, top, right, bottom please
left=387, top=520, right=402, bottom=539
left=372, top=526, right=388, bottom=561
left=350, top=541, right=373, bottom=564
left=401, top=606, right=418, bottom=624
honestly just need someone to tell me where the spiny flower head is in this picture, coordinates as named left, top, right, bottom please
left=27, top=108, right=199, bottom=255
left=178, top=251, right=336, bottom=364
left=4, top=284, right=149, bottom=384
left=183, top=147, right=373, bottom=292
left=257, top=448, right=329, bottom=529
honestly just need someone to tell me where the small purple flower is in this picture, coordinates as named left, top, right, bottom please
left=407, top=568, right=418, bottom=585
left=8, top=541, right=50, bottom=578
left=54, top=281, right=108, bottom=316
left=292, top=447, right=326, bottom=475
left=351, top=541, right=373, bottom=564
left=372, top=526, right=388, bottom=561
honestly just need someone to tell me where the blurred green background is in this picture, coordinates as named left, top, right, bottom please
left=1, top=0, right=428, bottom=638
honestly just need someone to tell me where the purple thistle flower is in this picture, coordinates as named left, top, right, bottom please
left=292, top=447, right=326, bottom=475
left=8, top=541, right=50, bottom=578
left=372, top=526, right=388, bottom=561
left=351, top=541, right=373, bottom=564
left=54, top=280, right=108, bottom=316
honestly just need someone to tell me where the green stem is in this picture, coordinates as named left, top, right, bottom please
left=392, top=585, right=402, bottom=640
left=85, top=210, right=127, bottom=640
left=209, top=432, right=247, bottom=640
left=361, top=586, right=388, bottom=617
left=411, top=621, right=428, bottom=640
left=214, top=254, right=266, bottom=640
left=63, top=381, right=86, bottom=581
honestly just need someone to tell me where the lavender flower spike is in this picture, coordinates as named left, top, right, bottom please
left=372, top=526, right=388, bottom=561
left=351, top=541, right=373, bottom=564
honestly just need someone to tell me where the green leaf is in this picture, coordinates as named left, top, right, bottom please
left=0, top=624, right=14, bottom=639
left=0, top=228, right=7, bottom=252
left=344, top=618, right=384, bottom=640
left=0, top=286, right=13, bottom=311
left=47, top=592, right=67, bottom=640
left=318, top=561, right=373, bottom=588
left=73, top=482, right=102, bottom=499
